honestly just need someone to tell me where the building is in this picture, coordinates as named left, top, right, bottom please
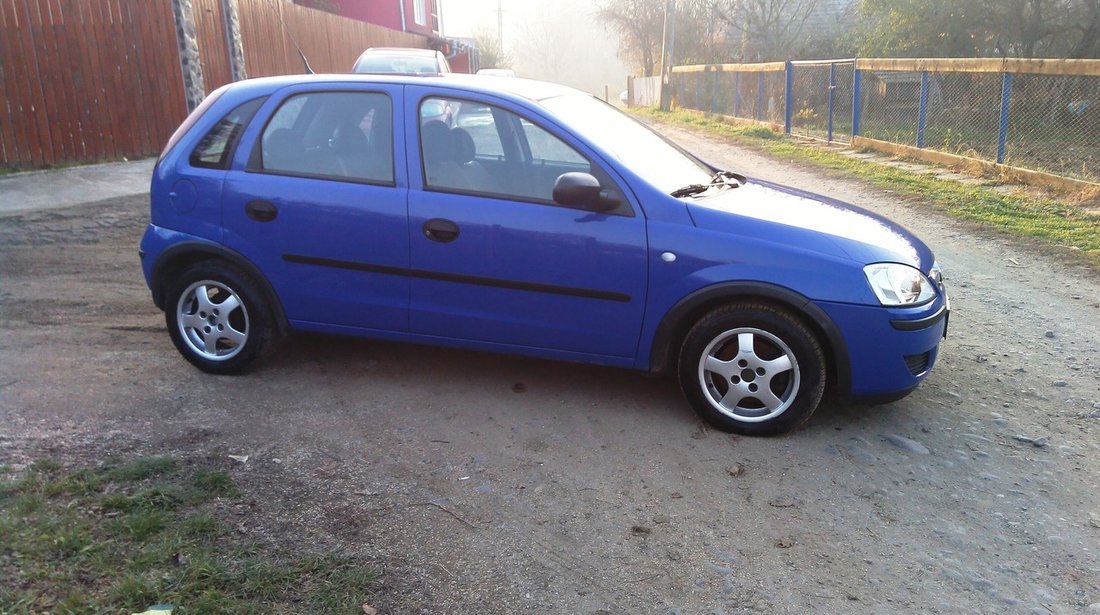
left=294, top=0, right=478, bottom=71
left=295, top=0, right=439, bottom=37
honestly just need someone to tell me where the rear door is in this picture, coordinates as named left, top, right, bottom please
left=404, top=87, right=648, bottom=359
left=222, top=83, right=409, bottom=332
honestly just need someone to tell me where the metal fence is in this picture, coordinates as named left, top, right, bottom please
left=669, top=58, right=1100, bottom=184
left=628, top=75, right=662, bottom=107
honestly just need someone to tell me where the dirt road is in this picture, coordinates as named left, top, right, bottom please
left=2, top=124, right=1098, bottom=614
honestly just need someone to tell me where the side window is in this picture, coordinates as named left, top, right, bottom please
left=520, top=119, right=588, bottom=167
left=420, top=97, right=593, bottom=204
left=453, top=102, right=503, bottom=157
left=189, top=97, right=265, bottom=170
left=258, top=92, right=393, bottom=184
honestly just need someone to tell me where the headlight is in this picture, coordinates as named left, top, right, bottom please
left=864, top=263, right=936, bottom=306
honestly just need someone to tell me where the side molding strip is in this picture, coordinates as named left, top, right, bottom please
left=283, top=254, right=632, bottom=303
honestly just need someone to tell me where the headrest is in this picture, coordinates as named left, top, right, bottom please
left=451, top=127, right=476, bottom=164
left=421, top=120, right=453, bottom=164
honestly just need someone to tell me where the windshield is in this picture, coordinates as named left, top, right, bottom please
left=539, top=94, right=713, bottom=193
left=355, top=54, right=443, bottom=74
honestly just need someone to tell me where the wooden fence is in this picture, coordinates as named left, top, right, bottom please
left=0, top=0, right=429, bottom=170
left=0, top=0, right=187, bottom=168
left=236, top=0, right=426, bottom=86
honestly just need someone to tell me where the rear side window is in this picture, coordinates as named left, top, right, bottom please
left=257, top=92, right=394, bottom=185
left=189, top=97, right=266, bottom=170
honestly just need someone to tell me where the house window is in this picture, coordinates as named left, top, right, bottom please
left=413, top=0, right=426, bottom=26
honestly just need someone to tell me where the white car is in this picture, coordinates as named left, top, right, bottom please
left=476, top=68, right=515, bottom=78
left=352, top=47, right=451, bottom=75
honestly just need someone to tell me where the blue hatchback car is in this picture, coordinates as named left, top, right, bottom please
left=141, top=74, right=948, bottom=436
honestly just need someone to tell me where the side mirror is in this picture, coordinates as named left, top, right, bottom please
left=552, top=172, right=620, bottom=212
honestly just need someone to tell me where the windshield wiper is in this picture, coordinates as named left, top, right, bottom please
left=670, top=170, right=745, bottom=198
left=670, top=183, right=711, bottom=198
left=711, top=169, right=746, bottom=186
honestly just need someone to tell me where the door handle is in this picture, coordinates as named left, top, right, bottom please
left=423, top=218, right=459, bottom=243
left=245, top=199, right=278, bottom=222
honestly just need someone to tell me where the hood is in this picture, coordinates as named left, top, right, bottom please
left=686, top=178, right=935, bottom=269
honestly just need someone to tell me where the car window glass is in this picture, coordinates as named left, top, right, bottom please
left=264, top=95, right=305, bottom=133
left=420, top=97, right=593, bottom=205
left=189, top=97, right=265, bottom=170
left=260, top=92, right=393, bottom=184
left=453, top=102, right=503, bottom=157
left=356, top=55, right=440, bottom=74
left=520, top=119, right=587, bottom=166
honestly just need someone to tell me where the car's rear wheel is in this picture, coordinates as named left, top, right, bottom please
left=165, top=262, right=274, bottom=374
left=678, top=302, right=826, bottom=436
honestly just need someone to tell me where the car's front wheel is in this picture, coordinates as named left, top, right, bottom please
left=164, top=262, right=275, bottom=374
left=678, top=302, right=826, bottom=436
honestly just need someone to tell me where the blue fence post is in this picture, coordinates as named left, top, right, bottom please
left=852, top=68, right=862, bottom=137
left=756, top=72, right=764, bottom=121
left=916, top=71, right=929, bottom=148
left=733, top=72, right=741, bottom=117
left=784, top=61, right=793, bottom=134
left=827, top=62, right=836, bottom=142
left=710, top=67, right=718, bottom=113
left=997, top=72, right=1013, bottom=164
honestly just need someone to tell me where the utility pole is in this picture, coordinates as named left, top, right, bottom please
left=659, top=0, right=676, bottom=111
left=497, top=0, right=504, bottom=52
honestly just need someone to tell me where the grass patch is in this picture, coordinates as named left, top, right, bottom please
left=632, top=107, right=1100, bottom=267
left=0, top=457, right=378, bottom=614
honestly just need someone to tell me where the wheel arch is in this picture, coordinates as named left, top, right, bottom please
left=150, top=242, right=290, bottom=335
left=648, top=281, right=851, bottom=395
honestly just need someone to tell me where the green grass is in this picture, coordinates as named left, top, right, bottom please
left=632, top=107, right=1100, bottom=267
left=0, top=457, right=378, bottom=614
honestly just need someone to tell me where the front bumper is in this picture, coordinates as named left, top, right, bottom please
left=817, top=295, right=948, bottom=399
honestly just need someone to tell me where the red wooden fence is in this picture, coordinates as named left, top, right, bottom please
left=193, top=0, right=232, bottom=93
left=237, top=0, right=427, bottom=81
left=0, top=0, right=188, bottom=168
left=1, top=0, right=429, bottom=170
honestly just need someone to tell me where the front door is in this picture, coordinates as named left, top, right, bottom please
left=405, top=89, right=648, bottom=359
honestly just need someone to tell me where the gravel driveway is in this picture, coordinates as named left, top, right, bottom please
left=2, top=123, right=1098, bottom=614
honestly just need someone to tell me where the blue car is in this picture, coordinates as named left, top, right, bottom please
left=140, top=74, right=948, bottom=436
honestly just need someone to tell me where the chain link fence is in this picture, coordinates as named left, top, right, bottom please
left=789, top=61, right=854, bottom=142
left=664, top=58, right=1100, bottom=184
left=670, top=64, right=786, bottom=128
left=1005, top=73, right=1100, bottom=180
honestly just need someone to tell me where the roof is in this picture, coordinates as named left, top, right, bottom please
left=223, top=73, right=585, bottom=104
left=360, top=47, right=440, bottom=57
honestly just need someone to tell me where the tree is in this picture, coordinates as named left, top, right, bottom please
left=595, top=0, right=667, bottom=75
left=595, top=0, right=731, bottom=75
left=707, top=0, right=821, bottom=61
left=471, top=28, right=513, bottom=69
left=857, top=0, right=1100, bottom=59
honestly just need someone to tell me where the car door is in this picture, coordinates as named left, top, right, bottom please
left=405, top=88, right=648, bottom=359
left=221, top=84, right=410, bottom=332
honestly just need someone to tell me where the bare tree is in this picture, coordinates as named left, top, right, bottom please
left=708, top=0, right=819, bottom=61
left=471, top=28, right=513, bottom=69
left=596, top=0, right=667, bottom=75
left=596, top=0, right=731, bottom=74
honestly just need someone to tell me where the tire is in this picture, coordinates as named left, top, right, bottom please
left=164, top=261, right=276, bottom=374
left=677, top=302, right=826, bottom=436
